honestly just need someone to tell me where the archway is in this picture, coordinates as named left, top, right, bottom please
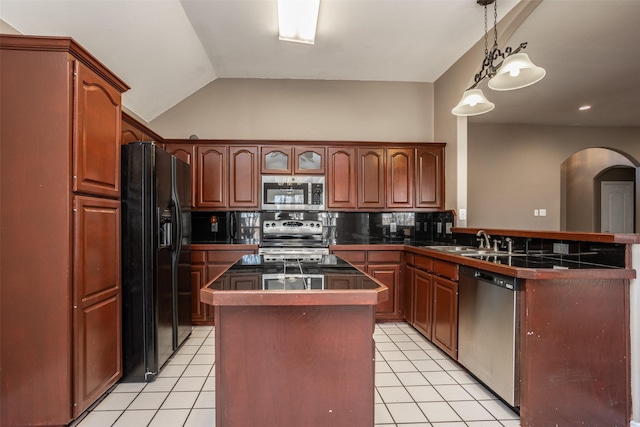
left=561, top=147, right=639, bottom=232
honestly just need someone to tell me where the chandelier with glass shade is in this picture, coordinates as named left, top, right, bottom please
left=452, top=0, right=546, bottom=116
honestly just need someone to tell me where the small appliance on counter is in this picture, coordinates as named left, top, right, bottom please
left=191, top=211, right=261, bottom=244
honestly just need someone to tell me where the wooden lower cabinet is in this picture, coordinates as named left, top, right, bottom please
left=413, top=268, right=433, bottom=339
left=406, top=254, right=459, bottom=358
left=432, top=275, right=458, bottom=359
left=191, top=248, right=257, bottom=325
left=331, top=248, right=404, bottom=321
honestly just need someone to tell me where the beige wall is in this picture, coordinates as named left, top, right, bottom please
left=150, top=79, right=434, bottom=142
left=467, top=123, right=640, bottom=230
left=1, top=18, right=21, bottom=34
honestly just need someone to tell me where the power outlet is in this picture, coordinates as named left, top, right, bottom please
left=553, top=243, right=570, bottom=255
left=390, top=222, right=397, bottom=233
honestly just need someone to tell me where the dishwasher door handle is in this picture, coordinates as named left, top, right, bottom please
left=475, top=271, right=495, bottom=283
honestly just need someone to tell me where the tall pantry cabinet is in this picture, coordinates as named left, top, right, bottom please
left=0, top=35, right=129, bottom=426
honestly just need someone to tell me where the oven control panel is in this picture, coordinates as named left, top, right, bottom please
left=262, top=220, right=323, bottom=235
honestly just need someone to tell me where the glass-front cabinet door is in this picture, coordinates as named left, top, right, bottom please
left=261, top=146, right=292, bottom=174
left=294, top=147, right=325, bottom=174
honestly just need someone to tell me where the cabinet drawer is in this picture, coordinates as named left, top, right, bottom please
left=433, top=259, right=458, bottom=281
left=405, top=253, right=414, bottom=266
left=367, top=251, right=402, bottom=264
left=192, top=251, right=207, bottom=264
left=332, top=250, right=366, bottom=264
left=207, top=250, right=253, bottom=263
left=414, top=255, right=433, bottom=272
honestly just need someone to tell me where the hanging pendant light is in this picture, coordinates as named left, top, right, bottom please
left=488, top=52, right=546, bottom=90
left=452, top=0, right=545, bottom=116
left=451, top=89, right=495, bottom=116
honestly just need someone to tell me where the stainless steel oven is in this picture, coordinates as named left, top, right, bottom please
left=261, top=175, right=325, bottom=211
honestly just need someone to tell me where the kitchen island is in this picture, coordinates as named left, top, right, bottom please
left=200, top=254, right=388, bottom=427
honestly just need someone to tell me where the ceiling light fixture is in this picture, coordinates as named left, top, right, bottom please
left=278, top=0, right=320, bottom=45
left=452, top=0, right=546, bottom=116
left=578, top=105, right=592, bottom=111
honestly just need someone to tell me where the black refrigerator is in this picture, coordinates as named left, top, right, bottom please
left=121, top=142, right=192, bottom=382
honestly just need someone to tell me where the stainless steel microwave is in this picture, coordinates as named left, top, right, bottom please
left=261, top=175, right=325, bottom=211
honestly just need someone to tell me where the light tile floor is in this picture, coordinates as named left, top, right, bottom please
left=73, top=322, right=520, bottom=427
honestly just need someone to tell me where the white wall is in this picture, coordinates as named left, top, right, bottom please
left=150, top=78, right=434, bottom=142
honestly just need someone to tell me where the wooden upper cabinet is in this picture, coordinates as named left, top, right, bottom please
left=357, top=148, right=385, bottom=209
left=261, top=146, right=292, bottom=174
left=327, top=147, right=357, bottom=209
left=386, top=148, right=414, bottom=209
left=229, top=146, right=259, bottom=208
left=164, top=143, right=193, bottom=165
left=73, top=60, right=122, bottom=198
left=195, top=145, right=227, bottom=209
left=294, top=147, right=325, bottom=174
left=121, top=120, right=144, bottom=145
left=415, top=146, right=445, bottom=210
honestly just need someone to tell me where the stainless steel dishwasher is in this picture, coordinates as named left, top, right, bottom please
left=458, top=265, right=519, bottom=408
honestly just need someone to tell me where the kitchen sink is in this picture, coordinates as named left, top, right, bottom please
left=421, top=245, right=525, bottom=257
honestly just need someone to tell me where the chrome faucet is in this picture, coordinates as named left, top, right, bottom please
left=505, top=237, right=513, bottom=254
left=476, top=230, right=491, bottom=249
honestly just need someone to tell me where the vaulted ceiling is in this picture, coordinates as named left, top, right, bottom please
left=2, top=0, right=639, bottom=127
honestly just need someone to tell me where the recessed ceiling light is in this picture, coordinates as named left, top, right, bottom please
left=578, top=105, right=592, bottom=111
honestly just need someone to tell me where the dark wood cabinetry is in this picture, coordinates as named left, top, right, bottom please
left=331, top=248, right=404, bottom=321
left=294, top=146, right=325, bottom=174
left=165, top=143, right=193, bottom=165
left=406, top=254, right=458, bottom=358
left=261, top=146, right=326, bottom=175
left=195, top=145, right=227, bottom=208
left=357, top=148, right=386, bottom=208
left=229, top=146, right=259, bottom=208
left=386, top=148, right=414, bottom=208
left=0, top=35, right=129, bottom=426
left=415, top=146, right=445, bottom=209
left=191, top=247, right=258, bottom=325
left=327, top=147, right=357, bottom=209
left=121, top=111, right=164, bottom=146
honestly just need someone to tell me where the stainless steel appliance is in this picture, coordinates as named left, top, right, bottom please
left=121, top=142, right=192, bottom=382
left=261, top=175, right=325, bottom=211
left=458, top=266, right=519, bottom=407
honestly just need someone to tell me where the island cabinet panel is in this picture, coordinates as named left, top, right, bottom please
left=519, top=278, right=631, bottom=427
left=191, top=248, right=258, bottom=325
left=357, top=148, right=385, bottom=208
left=195, top=145, right=228, bottom=208
left=327, top=147, right=357, bottom=209
left=216, top=305, right=375, bottom=427
left=415, top=146, right=445, bottom=209
left=386, top=148, right=414, bottom=208
left=0, top=35, right=128, bottom=427
left=229, top=146, right=259, bottom=208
